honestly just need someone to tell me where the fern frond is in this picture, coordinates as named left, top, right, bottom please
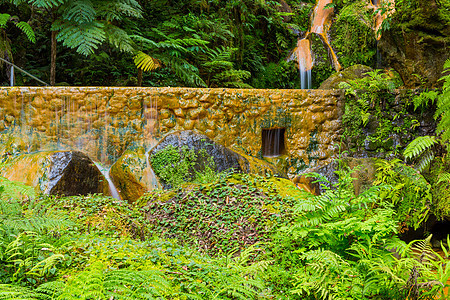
left=0, top=14, right=10, bottom=28
left=15, top=22, right=36, bottom=43
left=97, top=0, right=143, bottom=21
left=134, top=51, right=160, bottom=72
left=29, top=0, right=64, bottom=9
left=0, top=176, right=35, bottom=200
left=63, top=0, right=96, bottom=23
left=0, top=284, right=39, bottom=300
left=164, top=56, right=206, bottom=87
left=34, top=281, right=65, bottom=299
left=436, top=172, right=450, bottom=184
left=413, top=90, right=438, bottom=110
left=104, top=25, right=134, bottom=53
left=54, top=20, right=106, bottom=56
left=435, top=58, right=450, bottom=142
left=415, top=149, right=435, bottom=172
left=403, top=136, right=437, bottom=161
left=409, top=235, right=435, bottom=264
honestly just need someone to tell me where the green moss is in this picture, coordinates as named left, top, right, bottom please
left=426, top=160, right=450, bottom=220
left=329, top=0, right=377, bottom=69
left=310, top=34, right=334, bottom=88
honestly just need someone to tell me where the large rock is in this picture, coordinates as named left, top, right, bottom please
left=110, top=147, right=161, bottom=203
left=295, top=157, right=378, bottom=195
left=149, top=130, right=285, bottom=188
left=1, top=151, right=109, bottom=196
left=377, top=0, right=450, bottom=88
left=318, top=64, right=373, bottom=89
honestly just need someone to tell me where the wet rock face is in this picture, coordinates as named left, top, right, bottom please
left=378, top=0, right=450, bottom=88
left=109, top=147, right=161, bottom=203
left=149, top=130, right=284, bottom=188
left=1, top=151, right=108, bottom=196
left=47, top=151, right=106, bottom=196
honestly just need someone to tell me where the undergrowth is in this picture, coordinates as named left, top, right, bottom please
left=140, top=173, right=297, bottom=254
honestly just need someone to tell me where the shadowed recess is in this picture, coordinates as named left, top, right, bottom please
left=262, top=128, right=285, bottom=157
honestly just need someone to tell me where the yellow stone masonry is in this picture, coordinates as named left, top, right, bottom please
left=0, top=87, right=343, bottom=177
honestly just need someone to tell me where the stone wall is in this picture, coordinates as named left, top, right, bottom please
left=0, top=87, right=344, bottom=177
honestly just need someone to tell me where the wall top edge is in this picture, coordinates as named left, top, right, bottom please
left=0, top=86, right=344, bottom=93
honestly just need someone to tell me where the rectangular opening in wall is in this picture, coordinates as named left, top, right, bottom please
left=262, top=128, right=285, bottom=157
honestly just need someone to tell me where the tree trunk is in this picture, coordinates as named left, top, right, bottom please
left=50, top=31, right=57, bottom=86
left=137, top=68, right=143, bottom=87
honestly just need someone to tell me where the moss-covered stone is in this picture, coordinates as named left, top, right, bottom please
left=329, top=0, right=377, bottom=69
left=319, top=64, right=373, bottom=89
left=378, top=0, right=450, bottom=88
left=138, top=173, right=298, bottom=254
left=110, top=147, right=161, bottom=203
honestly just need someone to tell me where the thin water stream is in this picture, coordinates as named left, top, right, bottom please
left=94, top=162, right=121, bottom=200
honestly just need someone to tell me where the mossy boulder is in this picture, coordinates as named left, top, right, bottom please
left=306, top=157, right=379, bottom=195
left=1, top=150, right=109, bottom=196
left=328, top=0, right=377, bottom=70
left=318, top=64, right=373, bottom=89
left=109, top=147, right=161, bottom=203
left=377, top=0, right=450, bottom=88
left=149, top=130, right=285, bottom=189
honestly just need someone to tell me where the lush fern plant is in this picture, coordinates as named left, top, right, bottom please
left=374, top=158, right=432, bottom=229
left=404, top=58, right=450, bottom=171
left=0, top=13, right=35, bottom=43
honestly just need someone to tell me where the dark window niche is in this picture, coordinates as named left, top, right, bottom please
left=262, top=128, right=286, bottom=157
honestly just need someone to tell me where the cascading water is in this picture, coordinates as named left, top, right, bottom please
left=262, top=128, right=285, bottom=157
left=296, top=39, right=313, bottom=89
left=289, top=0, right=342, bottom=88
left=94, top=162, right=121, bottom=200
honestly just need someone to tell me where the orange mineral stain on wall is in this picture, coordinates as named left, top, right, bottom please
left=0, top=87, right=344, bottom=178
left=297, top=39, right=313, bottom=72
left=311, top=0, right=334, bottom=34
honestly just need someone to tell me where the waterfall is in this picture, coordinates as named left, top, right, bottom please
left=262, top=128, right=285, bottom=157
left=297, top=39, right=313, bottom=89
left=94, top=162, right=121, bottom=200
left=289, top=0, right=341, bottom=89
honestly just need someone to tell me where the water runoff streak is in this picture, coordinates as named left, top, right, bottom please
left=143, top=96, right=160, bottom=190
left=94, top=162, right=121, bottom=200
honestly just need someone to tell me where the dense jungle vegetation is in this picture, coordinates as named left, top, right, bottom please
left=1, top=0, right=450, bottom=299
